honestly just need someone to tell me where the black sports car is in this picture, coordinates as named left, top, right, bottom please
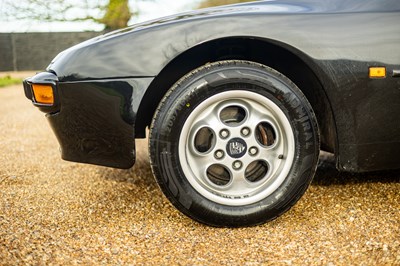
left=23, top=0, right=400, bottom=227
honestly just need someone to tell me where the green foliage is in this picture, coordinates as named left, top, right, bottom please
left=198, top=0, right=257, bottom=9
left=99, top=0, right=132, bottom=31
left=0, top=76, right=22, bottom=88
left=3, top=0, right=135, bottom=31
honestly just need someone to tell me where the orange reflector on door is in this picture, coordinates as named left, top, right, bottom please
left=369, top=67, right=386, bottom=78
left=32, top=84, right=54, bottom=104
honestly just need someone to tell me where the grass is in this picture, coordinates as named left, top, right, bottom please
left=0, top=75, right=22, bottom=88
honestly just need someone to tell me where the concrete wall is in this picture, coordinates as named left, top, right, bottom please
left=0, top=32, right=102, bottom=71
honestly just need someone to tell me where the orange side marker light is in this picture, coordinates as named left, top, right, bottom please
left=369, top=67, right=386, bottom=78
left=32, top=84, right=54, bottom=105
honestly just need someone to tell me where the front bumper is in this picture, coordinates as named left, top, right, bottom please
left=24, top=72, right=153, bottom=169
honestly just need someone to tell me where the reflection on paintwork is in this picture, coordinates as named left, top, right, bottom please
left=49, top=0, right=400, bottom=81
left=41, top=0, right=400, bottom=171
left=46, top=78, right=152, bottom=169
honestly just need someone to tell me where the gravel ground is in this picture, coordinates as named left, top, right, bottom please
left=1, top=84, right=399, bottom=265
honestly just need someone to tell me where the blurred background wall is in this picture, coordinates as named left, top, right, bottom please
left=0, top=32, right=101, bottom=71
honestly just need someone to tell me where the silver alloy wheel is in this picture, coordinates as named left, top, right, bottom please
left=179, top=90, right=295, bottom=206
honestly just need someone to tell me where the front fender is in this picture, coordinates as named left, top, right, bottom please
left=49, top=1, right=399, bottom=82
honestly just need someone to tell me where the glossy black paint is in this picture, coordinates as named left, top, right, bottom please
left=26, top=0, right=400, bottom=171
left=45, top=78, right=153, bottom=169
left=25, top=76, right=153, bottom=169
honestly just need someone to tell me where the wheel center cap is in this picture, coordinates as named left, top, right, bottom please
left=226, top=138, right=247, bottom=158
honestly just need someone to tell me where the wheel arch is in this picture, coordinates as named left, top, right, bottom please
left=135, top=36, right=337, bottom=153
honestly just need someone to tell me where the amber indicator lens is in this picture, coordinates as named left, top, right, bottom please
left=32, top=84, right=54, bottom=104
left=369, top=67, right=386, bottom=78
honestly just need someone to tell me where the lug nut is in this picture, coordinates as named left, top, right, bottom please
left=241, top=127, right=250, bottom=137
left=214, top=150, right=224, bottom=159
left=249, top=147, right=258, bottom=156
left=220, top=129, right=229, bottom=139
left=232, top=160, right=242, bottom=170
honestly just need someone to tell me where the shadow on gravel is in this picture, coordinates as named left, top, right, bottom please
left=93, top=160, right=167, bottom=214
left=314, top=155, right=400, bottom=186
left=97, top=159, right=157, bottom=187
left=99, top=150, right=400, bottom=189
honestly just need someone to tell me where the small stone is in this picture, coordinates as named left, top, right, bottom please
left=111, top=247, right=120, bottom=255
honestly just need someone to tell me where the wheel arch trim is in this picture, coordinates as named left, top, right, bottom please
left=135, top=36, right=338, bottom=157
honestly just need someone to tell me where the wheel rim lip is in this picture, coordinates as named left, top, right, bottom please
left=179, top=90, right=295, bottom=206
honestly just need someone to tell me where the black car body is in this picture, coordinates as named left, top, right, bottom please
left=24, top=0, right=400, bottom=226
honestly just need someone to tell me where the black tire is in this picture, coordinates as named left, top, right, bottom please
left=149, top=60, right=319, bottom=227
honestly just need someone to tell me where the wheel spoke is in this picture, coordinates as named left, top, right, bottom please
left=191, top=115, right=221, bottom=136
left=228, top=169, right=253, bottom=193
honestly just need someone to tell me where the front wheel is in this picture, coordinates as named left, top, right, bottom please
left=149, top=60, right=319, bottom=227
